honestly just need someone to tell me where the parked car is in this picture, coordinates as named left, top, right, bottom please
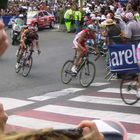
left=26, top=10, right=55, bottom=31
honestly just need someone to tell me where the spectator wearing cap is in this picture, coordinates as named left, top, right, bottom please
left=103, top=18, right=122, bottom=45
left=124, top=12, right=140, bottom=44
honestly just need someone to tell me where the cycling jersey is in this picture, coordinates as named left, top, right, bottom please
left=26, top=30, right=38, bottom=41
left=21, top=29, right=38, bottom=46
left=73, top=29, right=95, bottom=48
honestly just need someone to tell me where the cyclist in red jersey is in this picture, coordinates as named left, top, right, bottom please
left=71, top=24, right=98, bottom=73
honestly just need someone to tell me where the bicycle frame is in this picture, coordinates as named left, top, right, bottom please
left=73, top=50, right=90, bottom=75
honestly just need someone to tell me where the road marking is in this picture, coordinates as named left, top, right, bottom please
left=7, top=115, right=75, bottom=129
left=28, top=88, right=84, bottom=101
left=98, top=88, right=128, bottom=94
left=28, top=96, right=55, bottom=101
left=35, top=105, right=140, bottom=124
left=91, top=82, right=110, bottom=86
left=69, top=95, right=140, bottom=107
left=0, top=97, right=34, bottom=110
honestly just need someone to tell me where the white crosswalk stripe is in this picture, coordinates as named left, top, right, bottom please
left=7, top=115, right=75, bottom=129
left=70, top=95, right=140, bottom=107
left=98, top=88, right=124, bottom=93
left=35, top=104, right=140, bottom=124
left=0, top=97, right=34, bottom=110
left=28, top=88, right=84, bottom=101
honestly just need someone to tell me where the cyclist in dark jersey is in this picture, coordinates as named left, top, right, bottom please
left=15, top=26, right=41, bottom=69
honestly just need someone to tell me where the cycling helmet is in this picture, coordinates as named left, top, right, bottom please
left=87, top=24, right=96, bottom=31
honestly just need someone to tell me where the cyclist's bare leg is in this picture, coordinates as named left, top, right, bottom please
left=74, top=47, right=84, bottom=66
left=16, top=41, right=25, bottom=63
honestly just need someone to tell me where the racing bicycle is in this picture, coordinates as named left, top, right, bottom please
left=120, top=74, right=140, bottom=105
left=15, top=45, right=33, bottom=77
left=61, top=49, right=96, bottom=87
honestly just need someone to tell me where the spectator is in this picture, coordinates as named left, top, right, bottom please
left=64, top=5, right=73, bottom=33
left=0, top=103, right=8, bottom=132
left=0, top=120, right=104, bottom=140
left=124, top=12, right=140, bottom=44
left=0, top=21, right=8, bottom=56
left=103, top=19, right=122, bottom=45
left=78, top=120, right=104, bottom=140
left=74, top=6, right=82, bottom=34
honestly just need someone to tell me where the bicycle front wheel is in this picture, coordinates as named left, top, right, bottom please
left=120, top=77, right=139, bottom=105
left=61, top=60, right=73, bottom=84
left=79, top=61, right=96, bottom=87
left=22, top=56, right=33, bottom=77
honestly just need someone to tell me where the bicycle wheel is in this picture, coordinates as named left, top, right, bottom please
left=61, top=60, right=73, bottom=84
left=120, top=77, right=139, bottom=105
left=79, top=61, right=96, bottom=87
left=22, top=56, right=33, bottom=77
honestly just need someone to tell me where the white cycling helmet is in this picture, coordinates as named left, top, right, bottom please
left=87, top=24, right=96, bottom=31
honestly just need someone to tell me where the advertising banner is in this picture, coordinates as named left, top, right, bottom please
left=119, top=0, right=128, bottom=4
left=109, top=44, right=140, bottom=73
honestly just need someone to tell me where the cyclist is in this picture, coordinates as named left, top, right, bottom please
left=71, top=24, right=98, bottom=73
left=124, top=12, right=140, bottom=98
left=15, top=25, right=41, bottom=69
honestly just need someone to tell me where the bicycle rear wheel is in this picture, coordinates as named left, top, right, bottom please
left=61, top=60, right=73, bottom=84
left=79, top=61, right=96, bottom=87
left=22, top=56, right=33, bottom=77
left=120, top=77, right=139, bottom=105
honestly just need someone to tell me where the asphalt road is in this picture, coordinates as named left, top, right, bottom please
left=0, top=28, right=140, bottom=140
left=0, top=28, right=107, bottom=100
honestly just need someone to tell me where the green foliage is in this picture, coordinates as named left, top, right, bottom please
left=0, top=0, right=8, bottom=9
